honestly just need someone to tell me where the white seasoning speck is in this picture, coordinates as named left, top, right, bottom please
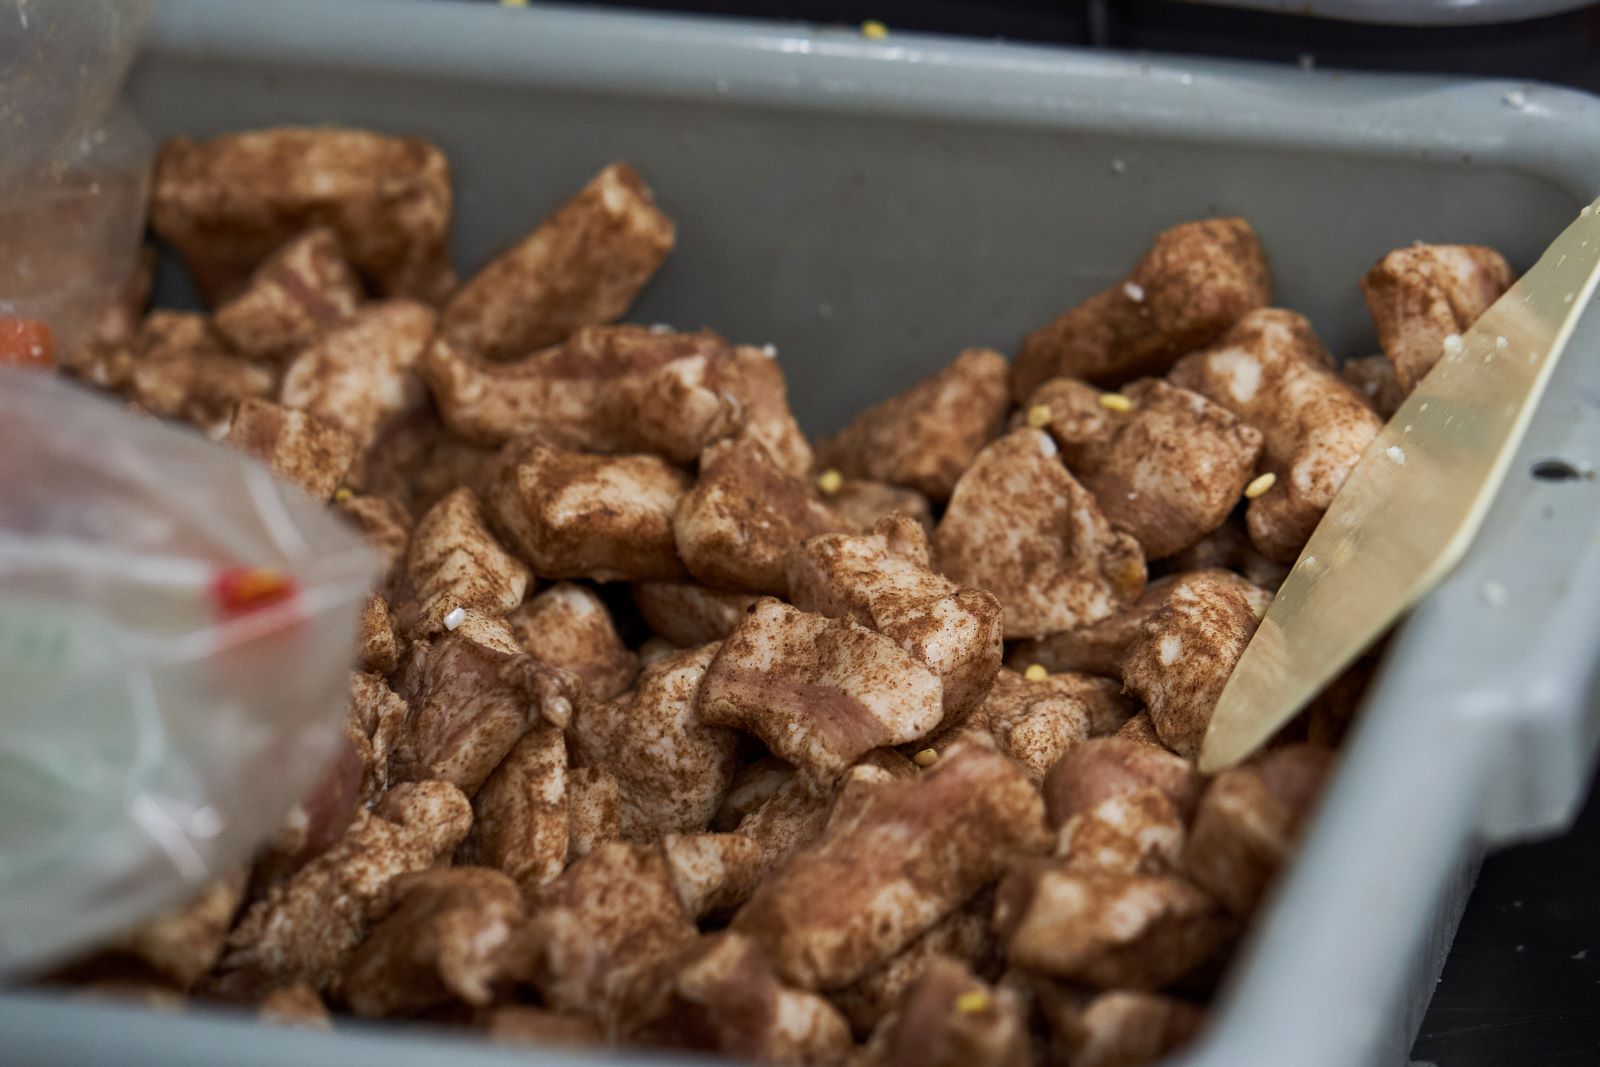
left=761, top=343, right=778, bottom=357
left=1565, top=292, right=1576, bottom=304
left=1420, top=403, right=1429, bottom=412
left=1403, top=424, right=1413, bottom=434
left=443, top=607, right=467, bottom=631
left=1301, top=555, right=1318, bottom=569
left=1584, top=204, right=1595, bottom=218
left=1110, top=158, right=1127, bottom=174
left=1574, top=949, right=1589, bottom=960
left=1387, top=445, right=1407, bottom=465
left=1442, top=333, right=1464, bottom=356
left=1504, top=89, right=1527, bottom=109
left=1496, top=335, right=1509, bottom=350
left=1123, top=281, right=1146, bottom=302
left=1480, top=580, right=1508, bottom=607
left=650, top=322, right=674, bottom=334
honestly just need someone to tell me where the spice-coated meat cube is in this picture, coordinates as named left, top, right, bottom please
left=222, top=398, right=358, bottom=501
left=1184, top=743, right=1334, bottom=918
left=399, top=487, right=530, bottom=638
left=1340, top=353, right=1406, bottom=420
left=478, top=1006, right=602, bottom=1049
left=570, top=642, right=741, bottom=841
left=442, top=163, right=674, bottom=361
left=279, top=300, right=438, bottom=452
left=934, top=429, right=1146, bottom=639
left=1010, top=568, right=1269, bottom=681
left=212, top=228, right=363, bottom=361
left=1030, top=377, right=1263, bottom=559
left=567, top=765, right=622, bottom=860
left=824, top=477, right=935, bottom=534
left=152, top=127, right=453, bottom=303
left=1055, top=786, right=1187, bottom=878
left=1044, top=989, right=1205, bottom=1067
left=674, top=437, right=846, bottom=597
left=994, top=863, right=1231, bottom=990
left=816, top=347, right=1012, bottom=502
left=632, top=580, right=758, bottom=647
left=829, top=900, right=996, bottom=1037
left=458, top=720, right=568, bottom=892
left=507, top=582, right=639, bottom=702
left=504, top=840, right=696, bottom=1017
left=127, top=311, right=275, bottom=432
left=924, top=667, right=1091, bottom=782
left=485, top=436, right=689, bottom=582
left=731, top=734, right=1050, bottom=990
left=356, top=594, right=400, bottom=675
left=341, top=867, right=525, bottom=1018
left=346, top=671, right=407, bottom=804
left=661, top=832, right=766, bottom=919
left=257, top=984, right=331, bottom=1030
left=216, top=780, right=472, bottom=995
left=788, top=516, right=1004, bottom=725
left=1122, top=570, right=1265, bottom=759
left=1361, top=243, right=1512, bottom=392
left=1170, top=309, right=1381, bottom=563
left=106, top=878, right=244, bottom=991
left=422, top=324, right=741, bottom=456
left=1043, top=736, right=1202, bottom=829
left=619, top=932, right=853, bottom=1065
left=871, top=958, right=1032, bottom=1067
left=696, top=598, right=945, bottom=789
left=1012, top=217, right=1270, bottom=397
left=391, top=630, right=580, bottom=795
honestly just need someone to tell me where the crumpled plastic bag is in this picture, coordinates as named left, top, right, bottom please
left=0, top=369, right=379, bottom=976
left=0, top=0, right=154, bottom=363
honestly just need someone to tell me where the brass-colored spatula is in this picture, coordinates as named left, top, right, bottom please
left=1200, top=198, right=1600, bottom=774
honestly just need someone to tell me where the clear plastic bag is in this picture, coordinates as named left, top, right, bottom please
left=0, top=0, right=155, bottom=361
left=0, top=371, right=379, bottom=975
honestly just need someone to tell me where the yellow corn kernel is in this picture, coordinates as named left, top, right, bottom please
left=861, top=19, right=889, bottom=39
left=817, top=468, right=844, bottom=495
left=333, top=487, right=354, bottom=502
left=1023, top=663, right=1048, bottom=682
left=1026, top=404, right=1053, bottom=429
left=1098, top=393, right=1133, bottom=413
left=954, top=989, right=992, bottom=1014
left=913, top=747, right=939, bottom=768
left=1244, top=472, right=1277, bottom=499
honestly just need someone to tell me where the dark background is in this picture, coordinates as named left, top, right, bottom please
left=484, top=2, right=1600, bottom=1062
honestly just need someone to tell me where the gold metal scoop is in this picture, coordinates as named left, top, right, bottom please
left=1199, top=198, right=1600, bottom=774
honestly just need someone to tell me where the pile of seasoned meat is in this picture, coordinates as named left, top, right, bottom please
left=44, top=126, right=1511, bottom=1067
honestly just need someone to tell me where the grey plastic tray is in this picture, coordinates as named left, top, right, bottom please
left=1176, top=0, right=1595, bottom=25
left=6, top=1, right=1600, bottom=1064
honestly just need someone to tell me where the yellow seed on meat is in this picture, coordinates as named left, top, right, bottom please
left=1098, top=393, right=1133, bottom=413
left=913, top=748, right=939, bottom=768
left=817, top=468, right=844, bottom=495
left=954, top=989, right=992, bottom=1014
left=1023, top=664, right=1048, bottom=681
left=1026, top=404, right=1052, bottom=429
left=1244, top=472, right=1277, bottom=499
